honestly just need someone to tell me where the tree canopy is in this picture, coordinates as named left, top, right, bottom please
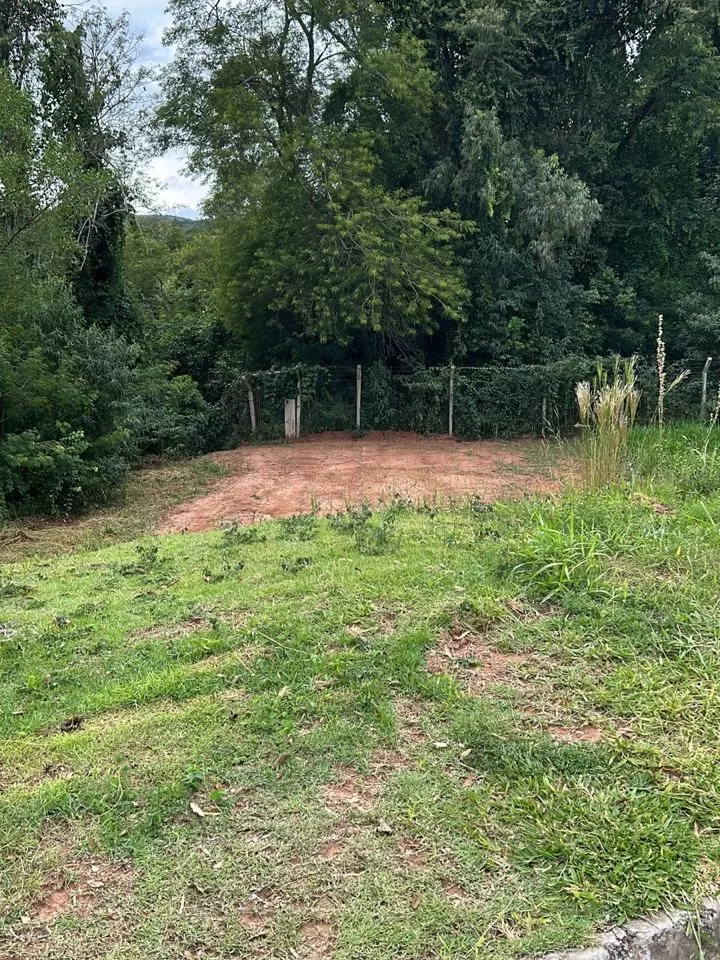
left=156, top=0, right=720, bottom=366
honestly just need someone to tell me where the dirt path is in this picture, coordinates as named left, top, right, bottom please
left=158, top=432, right=560, bottom=534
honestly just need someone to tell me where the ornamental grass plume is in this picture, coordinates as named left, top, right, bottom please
left=656, top=314, right=690, bottom=427
left=576, top=357, right=641, bottom=488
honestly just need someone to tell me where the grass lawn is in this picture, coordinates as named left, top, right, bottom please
left=2, top=426, right=720, bottom=959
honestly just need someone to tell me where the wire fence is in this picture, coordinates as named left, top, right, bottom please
left=227, top=356, right=718, bottom=443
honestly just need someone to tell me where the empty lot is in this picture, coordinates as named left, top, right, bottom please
left=159, top=432, right=558, bottom=533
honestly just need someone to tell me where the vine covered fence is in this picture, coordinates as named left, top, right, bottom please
left=223, top=356, right=718, bottom=443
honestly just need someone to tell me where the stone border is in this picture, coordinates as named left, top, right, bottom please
left=538, top=901, right=720, bottom=960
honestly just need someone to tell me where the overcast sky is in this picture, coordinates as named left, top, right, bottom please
left=101, top=0, right=209, bottom=218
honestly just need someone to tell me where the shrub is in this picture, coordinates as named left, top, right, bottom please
left=0, top=429, right=125, bottom=516
left=127, top=366, right=211, bottom=457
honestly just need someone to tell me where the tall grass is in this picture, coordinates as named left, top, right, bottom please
left=576, top=358, right=641, bottom=488
left=630, top=413, right=720, bottom=496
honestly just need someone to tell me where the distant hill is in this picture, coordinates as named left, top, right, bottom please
left=134, top=213, right=210, bottom=233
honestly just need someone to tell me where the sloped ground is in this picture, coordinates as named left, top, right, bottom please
left=1, top=482, right=720, bottom=959
left=0, top=458, right=229, bottom=565
left=158, top=433, right=559, bottom=533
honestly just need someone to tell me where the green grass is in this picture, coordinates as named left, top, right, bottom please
left=2, top=432, right=720, bottom=958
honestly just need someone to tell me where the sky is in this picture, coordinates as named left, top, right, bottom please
left=101, top=0, right=209, bottom=218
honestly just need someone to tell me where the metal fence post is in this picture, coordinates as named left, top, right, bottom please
left=356, top=364, right=362, bottom=431
left=702, top=357, right=713, bottom=420
left=448, top=363, right=455, bottom=438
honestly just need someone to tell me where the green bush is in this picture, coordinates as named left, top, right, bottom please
left=0, top=430, right=121, bottom=516
left=128, top=366, right=211, bottom=457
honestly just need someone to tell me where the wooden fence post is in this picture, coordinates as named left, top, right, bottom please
left=448, top=364, right=455, bottom=438
left=296, top=374, right=302, bottom=438
left=541, top=396, right=548, bottom=437
left=702, top=357, right=713, bottom=420
left=356, top=365, right=362, bottom=431
left=247, top=380, right=257, bottom=434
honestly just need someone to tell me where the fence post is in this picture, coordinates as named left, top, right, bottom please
left=448, top=363, right=455, bottom=438
left=702, top=357, right=713, bottom=420
left=541, top=396, right=548, bottom=437
left=247, top=380, right=257, bottom=434
left=296, top=374, right=302, bottom=438
left=285, top=399, right=297, bottom=440
left=356, top=364, right=362, bottom=431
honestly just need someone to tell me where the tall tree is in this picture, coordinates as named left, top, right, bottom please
left=0, top=0, right=58, bottom=85
left=160, top=0, right=469, bottom=362
left=40, top=8, right=151, bottom=332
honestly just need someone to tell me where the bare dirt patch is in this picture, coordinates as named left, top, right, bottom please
left=442, top=881, right=471, bottom=904
left=397, top=839, right=428, bottom=870
left=427, top=622, right=528, bottom=692
left=4, top=857, right=134, bottom=954
left=393, top=698, right=430, bottom=747
left=321, top=771, right=380, bottom=814
left=238, top=889, right=279, bottom=940
left=318, top=840, right=345, bottom=862
left=129, top=615, right=211, bottom=642
left=158, top=433, right=560, bottom=533
left=548, top=724, right=604, bottom=744
left=298, top=920, right=336, bottom=959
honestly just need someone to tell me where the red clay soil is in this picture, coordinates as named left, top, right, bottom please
left=158, top=432, right=559, bottom=534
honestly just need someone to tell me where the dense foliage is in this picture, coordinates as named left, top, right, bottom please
left=158, top=0, right=720, bottom=368
left=4, top=0, right=720, bottom=514
left=0, top=4, right=210, bottom=516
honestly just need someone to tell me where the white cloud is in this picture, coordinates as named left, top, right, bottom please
left=97, top=0, right=210, bottom=216
left=141, top=151, right=211, bottom=218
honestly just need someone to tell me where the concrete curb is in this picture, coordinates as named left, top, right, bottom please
left=538, top=901, right=720, bottom=960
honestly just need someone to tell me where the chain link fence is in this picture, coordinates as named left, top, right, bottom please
left=226, top=356, right=718, bottom=443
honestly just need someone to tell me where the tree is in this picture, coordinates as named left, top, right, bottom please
left=0, top=0, right=59, bottom=85
left=40, top=7, right=152, bottom=332
left=159, top=0, right=470, bottom=361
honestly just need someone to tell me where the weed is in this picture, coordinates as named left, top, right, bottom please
left=219, top=522, right=267, bottom=547
left=0, top=577, right=31, bottom=598
left=115, top=543, right=164, bottom=576
left=631, top=423, right=720, bottom=496
left=329, top=500, right=401, bottom=555
left=656, top=315, right=690, bottom=428
left=280, top=556, right=314, bottom=573
left=329, top=501, right=373, bottom=533
left=278, top=513, right=318, bottom=541
left=508, top=509, right=613, bottom=601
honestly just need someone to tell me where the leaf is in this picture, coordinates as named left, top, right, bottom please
left=190, top=801, right=218, bottom=818
left=376, top=819, right=394, bottom=835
